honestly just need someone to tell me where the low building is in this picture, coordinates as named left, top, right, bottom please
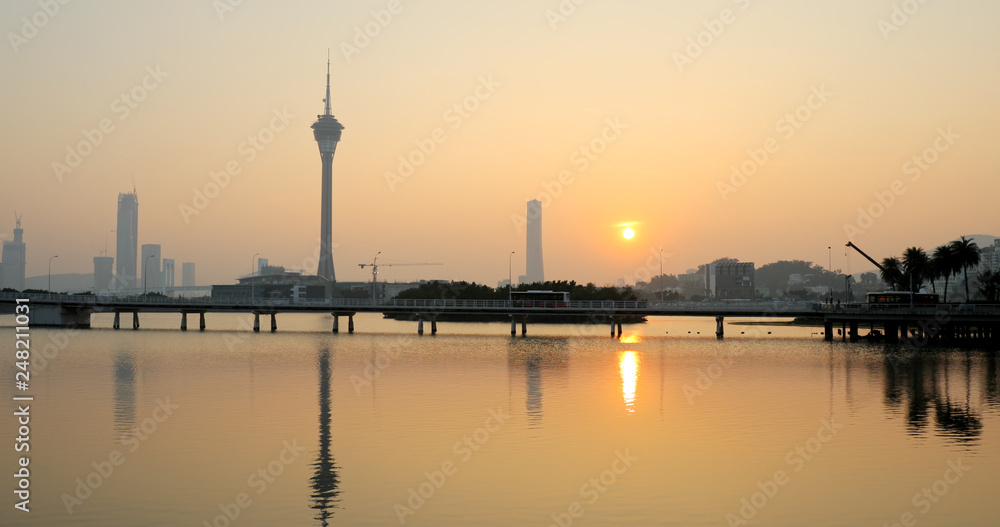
left=703, top=261, right=755, bottom=300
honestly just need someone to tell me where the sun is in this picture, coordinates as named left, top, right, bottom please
left=622, top=228, right=635, bottom=240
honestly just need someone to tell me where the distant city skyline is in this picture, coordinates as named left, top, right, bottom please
left=2, top=1, right=998, bottom=287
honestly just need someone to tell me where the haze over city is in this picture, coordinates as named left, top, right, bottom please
left=2, top=0, right=998, bottom=287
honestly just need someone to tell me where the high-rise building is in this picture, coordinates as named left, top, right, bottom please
left=1, top=214, right=26, bottom=291
left=182, top=262, right=196, bottom=287
left=311, top=56, right=345, bottom=283
left=525, top=200, right=544, bottom=284
left=115, top=192, right=139, bottom=289
left=141, top=244, right=161, bottom=292
left=93, top=256, right=114, bottom=292
left=162, top=258, right=175, bottom=293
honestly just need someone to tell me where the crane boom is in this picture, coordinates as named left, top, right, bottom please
left=357, top=256, right=443, bottom=301
left=845, top=242, right=884, bottom=271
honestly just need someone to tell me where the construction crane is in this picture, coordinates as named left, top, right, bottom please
left=845, top=242, right=885, bottom=271
left=359, top=252, right=443, bottom=301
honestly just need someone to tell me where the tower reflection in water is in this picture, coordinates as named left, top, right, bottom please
left=113, top=351, right=136, bottom=444
left=310, top=348, right=340, bottom=526
left=507, top=339, right=569, bottom=429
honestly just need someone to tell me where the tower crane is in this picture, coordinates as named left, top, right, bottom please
left=359, top=252, right=443, bottom=301
left=845, top=242, right=885, bottom=271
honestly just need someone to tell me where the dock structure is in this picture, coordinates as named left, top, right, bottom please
left=2, top=293, right=998, bottom=345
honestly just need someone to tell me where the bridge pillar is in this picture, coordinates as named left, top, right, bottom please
left=842, top=323, right=848, bottom=342
left=849, top=321, right=859, bottom=342
left=610, top=318, right=616, bottom=338
left=270, top=313, right=277, bottom=333
left=884, top=321, right=899, bottom=344
left=511, top=317, right=517, bottom=337
left=113, top=311, right=120, bottom=330
left=617, top=319, right=623, bottom=338
left=521, top=319, right=527, bottom=337
left=253, top=312, right=260, bottom=333
left=418, top=319, right=424, bottom=336
left=716, top=316, right=725, bottom=340
left=823, top=320, right=833, bottom=342
left=133, top=312, right=140, bottom=330
left=348, top=315, right=354, bottom=334
left=181, top=312, right=187, bottom=331
left=200, top=312, right=206, bottom=331
left=431, top=317, right=438, bottom=336
left=332, top=315, right=339, bottom=334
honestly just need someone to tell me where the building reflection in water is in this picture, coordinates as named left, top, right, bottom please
left=881, top=351, right=984, bottom=445
left=507, top=339, right=569, bottom=429
left=309, top=348, right=340, bottom=526
left=112, top=351, right=136, bottom=443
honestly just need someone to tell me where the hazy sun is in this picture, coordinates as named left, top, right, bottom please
left=623, top=228, right=635, bottom=240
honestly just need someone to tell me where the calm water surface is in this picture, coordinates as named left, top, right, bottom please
left=1, top=313, right=998, bottom=526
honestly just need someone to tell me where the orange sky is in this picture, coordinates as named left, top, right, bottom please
left=1, top=0, right=998, bottom=287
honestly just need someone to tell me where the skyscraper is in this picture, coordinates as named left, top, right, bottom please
left=93, top=256, right=114, bottom=292
left=311, top=56, right=345, bottom=283
left=162, top=258, right=175, bottom=293
left=115, top=192, right=139, bottom=289
left=525, top=200, right=544, bottom=284
left=141, top=244, right=161, bottom=291
left=182, top=262, right=196, bottom=287
left=1, top=214, right=26, bottom=291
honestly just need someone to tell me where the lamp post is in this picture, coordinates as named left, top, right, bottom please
left=48, top=255, right=58, bottom=292
left=828, top=246, right=833, bottom=303
left=251, top=252, right=259, bottom=301
left=371, top=251, right=381, bottom=303
left=508, top=251, right=515, bottom=305
left=659, top=248, right=664, bottom=304
left=144, top=254, right=156, bottom=296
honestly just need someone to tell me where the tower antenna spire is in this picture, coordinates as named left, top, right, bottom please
left=324, top=49, right=332, bottom=116
left=14, top=211, right=21, bottom=229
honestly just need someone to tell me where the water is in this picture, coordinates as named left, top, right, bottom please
left=1, top=313, right=998, bottom=526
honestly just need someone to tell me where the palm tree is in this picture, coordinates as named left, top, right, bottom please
left=978, top=269, right=1000, bottom=303
left=950, top=236, right=981, bottom=302
left=902, top=247, right=930, bottom=293
left=931, top=245, right=957, bottom=302
left=880, top=256, right=903, bottom=291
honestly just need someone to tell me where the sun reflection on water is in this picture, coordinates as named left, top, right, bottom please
left=619, top=351, right=639, bottom=414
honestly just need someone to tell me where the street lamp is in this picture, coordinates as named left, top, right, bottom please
left=251, top=252, right=259, bottom=301
left=508, top=251, right=515, bottom=305
left=144, top=254, right=156, bottom=296
left=828, top=246, right=833, bottom=303
left=48, top=255, right=58, bottom=292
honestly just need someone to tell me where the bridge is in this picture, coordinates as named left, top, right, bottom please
left=1, top=292, right=998, bottom=344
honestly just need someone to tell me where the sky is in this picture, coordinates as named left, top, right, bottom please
left=1, top=0, right=998, bottom=288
